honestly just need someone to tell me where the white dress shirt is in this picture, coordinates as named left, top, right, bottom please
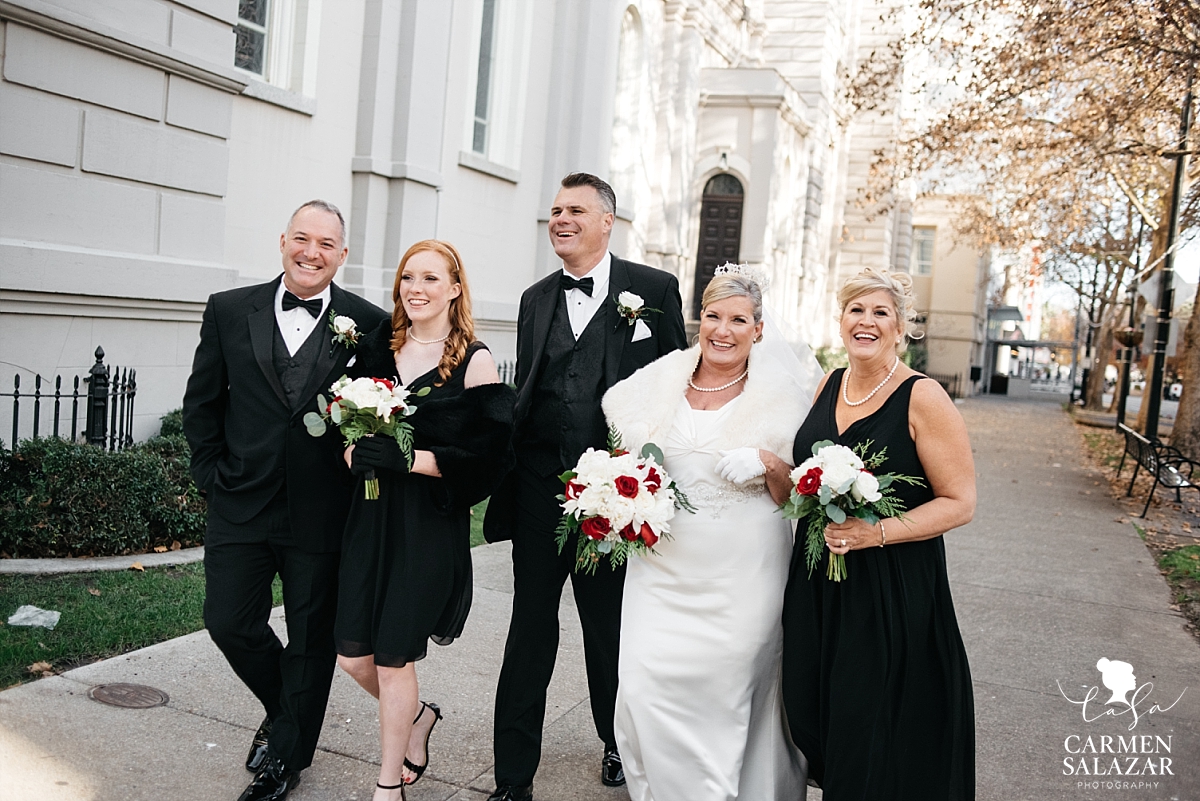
left=275, top=281, right=331, bottom=356
left=562, top=252, right=611, bottom=340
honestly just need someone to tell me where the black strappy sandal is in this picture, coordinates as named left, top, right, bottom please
left=403, top=701, right=443, bottom=785
left=376, top=780, right=405, bottom=799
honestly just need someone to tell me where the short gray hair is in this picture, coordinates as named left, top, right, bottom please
left=561, top=172, right=616, bottom=215
left=700, top=274, right=763, bottom=323
left=289, top=199, right=346, bottom=247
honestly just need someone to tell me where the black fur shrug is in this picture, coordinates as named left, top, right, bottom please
left=348, top=321, right=516, bottom=510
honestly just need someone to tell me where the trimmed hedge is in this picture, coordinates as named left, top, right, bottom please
left=0, top=411, right=206, bottom=558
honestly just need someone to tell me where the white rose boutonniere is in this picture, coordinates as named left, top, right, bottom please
left=615, top=291, right=662, bottom=326
left=328, top=310, right=361, bottom=356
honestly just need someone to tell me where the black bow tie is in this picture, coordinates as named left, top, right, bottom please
left=282, top=291, right=323, bottom=318
left=560, top=274, right=594, bottom=296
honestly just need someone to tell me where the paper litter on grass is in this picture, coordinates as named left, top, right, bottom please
left=7, top=605, right=62, bottom=629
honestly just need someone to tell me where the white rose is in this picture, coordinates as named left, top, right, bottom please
left=618, top=291, right=644, bottom=310
left=851, top=470, right=882, bottom=503
left=817, top=444, right=863, bottom=471
left=333, top=315, right=356, bottom=334
left=820, top=461, right=859, bottom=496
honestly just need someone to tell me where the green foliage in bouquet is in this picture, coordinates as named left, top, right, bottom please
left=782, top=439, right=923, bottom=582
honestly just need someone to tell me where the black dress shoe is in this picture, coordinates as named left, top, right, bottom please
left=601, top=744, right=625, bottom=787
left=486, top=785, right=532, bottom=801
left=245, top=716, right=272, bottom=772
left=237, top=756, right=300, bottom=801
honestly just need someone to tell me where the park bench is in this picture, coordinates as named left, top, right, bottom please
left=1116, top=423, right=1200, bottom=517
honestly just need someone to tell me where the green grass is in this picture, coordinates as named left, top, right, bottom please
left=1, top=499, right=492, bottom=688
left=470, top=498, right=489, bottom=547
left=0, top=563, right=270, bottom=689
left=1159, top=544, right=1200, bottom=590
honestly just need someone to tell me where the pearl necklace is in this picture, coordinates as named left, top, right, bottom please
left=688, top=368, right=748, bottom=393
left=408, top=328, right=450, bottom=345
left=843, top=358, right=900, bottom=407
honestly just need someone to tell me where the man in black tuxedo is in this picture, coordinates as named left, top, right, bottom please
left=483, top=173, right=687, bottom=801
left=183, top=200, right=388, bottom=801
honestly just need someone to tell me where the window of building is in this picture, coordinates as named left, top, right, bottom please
left=472, top=0, right=498, bottom=154
left=609, top=7, right=645, bottom=214
left=235, top=0, right=270, bottom=76
left=462, top=0, right=532, bottom=172
left=233, top=0, right=320, bottom=98
left=912, top=227, right=935, bottom=275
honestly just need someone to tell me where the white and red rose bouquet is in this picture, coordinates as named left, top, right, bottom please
left=304, top=376, right=430, bottom=499
left=555, top=429, right=695, bottom=574
left=780, top=439, right=923, bottom=581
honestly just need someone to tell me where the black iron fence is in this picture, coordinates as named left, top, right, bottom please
left=926, top=371, right=962, bottom=399
left=497, top=359, right=517, bottom=386
left=3, top=346, right=137, bottom=450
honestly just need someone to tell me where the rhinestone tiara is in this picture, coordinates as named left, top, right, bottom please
left=713, top=262, right=771, bottom=293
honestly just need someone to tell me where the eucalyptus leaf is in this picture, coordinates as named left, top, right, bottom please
left=302, top=412, right=324, bottom=427
left=597, top=540, right=613, bottom=554
left=640, top=442, right=665, bottom=465
left=330, top=403, right=343, bottom=424
left=305, top=425, right=327, bottom=438
left=818, top=485, right=832, bottom=505
left=416, top=386, right=432, bottom=397
left=811, top=439, right=833, bottom=456
left=826, top=503, right=847, bottom=524
left=317, top=394, right=328, bottom=411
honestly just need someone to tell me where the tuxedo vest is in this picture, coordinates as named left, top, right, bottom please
left=520, top=296, right=608, bottom=476
left=273, top=319, right=324, bottom=411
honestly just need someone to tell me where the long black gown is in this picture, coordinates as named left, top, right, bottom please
left=781, top=369, right=975, bottom=800
left=335, top=329, right=514, bottom=667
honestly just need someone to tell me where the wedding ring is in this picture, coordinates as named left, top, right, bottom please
left=841, top=538, right=847, bottom=547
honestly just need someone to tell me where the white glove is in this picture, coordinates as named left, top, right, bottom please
left=716, top=448, right=766, bottom=485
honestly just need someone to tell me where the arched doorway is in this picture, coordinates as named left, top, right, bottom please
left=692, top=173, right=744, bottom=318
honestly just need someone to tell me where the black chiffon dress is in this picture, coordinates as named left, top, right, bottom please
left=335, top=325, right=515, bottom=667
left=781, top=369, right=975, bottom=800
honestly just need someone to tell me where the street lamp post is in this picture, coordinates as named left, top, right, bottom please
left=1144, top=70, right=1195, bottom=439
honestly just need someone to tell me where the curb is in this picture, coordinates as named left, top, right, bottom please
left=0, top=547, right=205, bottom=575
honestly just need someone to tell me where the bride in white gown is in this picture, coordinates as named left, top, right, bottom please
left=602, top=270, right=814, bottom=801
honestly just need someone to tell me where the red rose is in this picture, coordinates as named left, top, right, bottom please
left=796, top=467, right=822, bottom=496
left=644, top=467, right=662, bottom=494
left=377, top=378, right=394, bottom=390
left=565, top=480, right=586, bottom=500
left=620, top=524, right=638, bottom=541
left=639, top=522, right=659, bottom=548
left=615, top=475, right=640, bottom=498
left=581, top=517, right=611, bottom=541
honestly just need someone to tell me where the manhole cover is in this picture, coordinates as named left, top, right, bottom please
left=87, top=683, right=169, bottom=708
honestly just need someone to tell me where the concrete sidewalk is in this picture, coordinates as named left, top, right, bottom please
left=1, top=396, right=1199, bottom=800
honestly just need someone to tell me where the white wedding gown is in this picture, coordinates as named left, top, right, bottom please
left=614, top=397, right=808, bottom=801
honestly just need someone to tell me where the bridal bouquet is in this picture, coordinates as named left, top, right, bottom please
left=555, top=429, right=695, bottom=574
left=304, top=376, right=430, bottom=499
left=780, top=439, right=923, bottom=581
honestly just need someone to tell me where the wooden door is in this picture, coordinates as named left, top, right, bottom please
left=692, top=174, right=744, bottom=318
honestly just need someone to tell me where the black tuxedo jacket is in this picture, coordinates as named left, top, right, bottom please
left=483, top=255, right=687, bottom=542
left=182, top=276, right=389, bottom=552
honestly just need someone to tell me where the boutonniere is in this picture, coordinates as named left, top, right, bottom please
left=615, top=291, right=662, bottom=326
left=328, top=309, right=361, bottom=356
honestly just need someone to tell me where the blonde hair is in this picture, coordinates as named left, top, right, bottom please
left=389, top=240, right=475, bottom=385
left=700, top=274, right=763, bottom=323
left=837, top=267, right=920, bottom=352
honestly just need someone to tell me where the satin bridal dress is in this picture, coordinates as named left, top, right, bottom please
left=613, top=396, right=807, bottom=801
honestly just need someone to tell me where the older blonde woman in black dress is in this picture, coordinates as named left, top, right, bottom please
left=774, top=266, right=976, bottom=800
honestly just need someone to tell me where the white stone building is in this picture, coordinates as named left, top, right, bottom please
left=0, top=0, right=919, bottom=442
